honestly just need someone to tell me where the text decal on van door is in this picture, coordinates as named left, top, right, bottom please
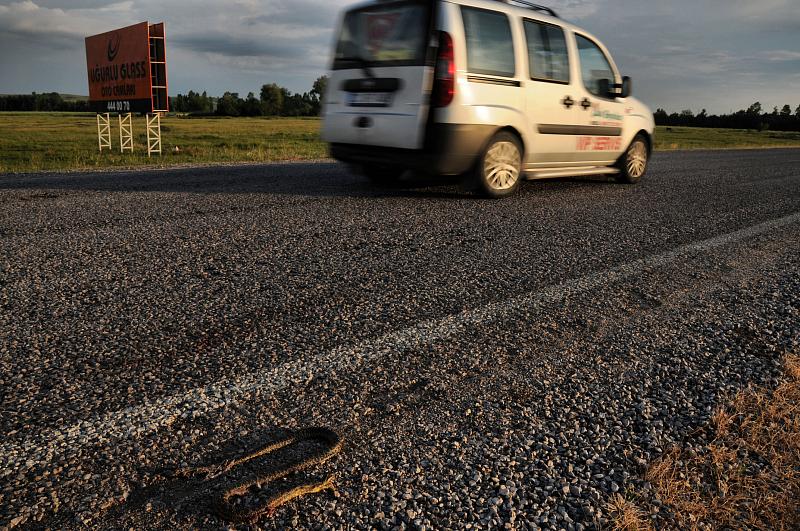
left=577, top=137, right=622, bottom=151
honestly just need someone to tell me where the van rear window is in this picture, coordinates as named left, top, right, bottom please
left=333, top=1, right=431, bottom=70
left=461, top=7, right=516, bottom=78
left=524, top=20, right=570, bottom=83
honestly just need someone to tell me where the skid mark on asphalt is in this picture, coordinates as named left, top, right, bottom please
left=3, top=212, right=800, bottom=471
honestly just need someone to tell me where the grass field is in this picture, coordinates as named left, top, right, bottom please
left=2, top=112, right=800, bottom=173
left=0, top=113, right=327, bottom=173
left=654, top=126, right=800, bottom=151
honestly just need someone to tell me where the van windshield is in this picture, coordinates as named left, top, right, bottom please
left=333, top=1, right=432, bottom=70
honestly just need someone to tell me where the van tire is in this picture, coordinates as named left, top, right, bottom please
left=362, top=165, right=405, bottom=186
left=473, top=132, right=523, bottom=198
left=616, top=134, right=649, bottom=184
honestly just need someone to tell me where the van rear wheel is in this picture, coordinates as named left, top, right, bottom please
left=473, top=132, right=523, bottom=198
left=616, top=134, right=649, bottom=184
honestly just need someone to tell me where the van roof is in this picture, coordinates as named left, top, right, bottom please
left=346, top=0, right=599, bottom=43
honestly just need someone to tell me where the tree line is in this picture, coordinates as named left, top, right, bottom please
left=0, top=76, right=329, bottom=117
left=3, top=85, right=800, bottom=132
left=0, top=92, right=91, bottom=112
left=655, top=102, right=800, bottom=132
left=172, top=76, right=328, bottom=117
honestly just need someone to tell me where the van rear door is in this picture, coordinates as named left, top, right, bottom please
left=321, top=0, right=436, bottom=151
left=522, top=18, right=582, bottom=165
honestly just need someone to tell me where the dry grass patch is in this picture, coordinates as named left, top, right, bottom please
left=606, top=493, right=653, bottom=531
left=610, top=355, right=800, bottom=530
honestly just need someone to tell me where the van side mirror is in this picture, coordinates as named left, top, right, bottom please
left=620, top=76, right=632, bottom=98
left=597, top=78, right=612, bottom=98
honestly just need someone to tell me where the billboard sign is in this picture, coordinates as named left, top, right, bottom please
left=85, top=22, right=168, bottom=113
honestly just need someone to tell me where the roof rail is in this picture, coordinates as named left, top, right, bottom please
left=496, top=0, right=559, bottom=18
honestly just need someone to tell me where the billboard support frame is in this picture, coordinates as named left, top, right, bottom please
left=146, top=114, right=162, bottom=157
left=148, top=23, right=169, bottom=113
left=119, top=113, right=134, bottom=153
left=97, top=113, right=112, bottom=152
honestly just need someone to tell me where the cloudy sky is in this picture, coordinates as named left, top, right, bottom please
left=1, top=0, right=799, bottom=113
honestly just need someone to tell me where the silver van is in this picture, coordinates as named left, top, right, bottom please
left=321, top=0, right=655, bottom=197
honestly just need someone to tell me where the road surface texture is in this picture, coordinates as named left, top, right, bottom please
left=1, top=149, right=799, bottom=530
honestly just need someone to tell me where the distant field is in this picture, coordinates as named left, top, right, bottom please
left=654, top=126, right=800, bottom=151
left=1, top=113, right=799, bottom=173
left=0, top=112, right=326, bottom=173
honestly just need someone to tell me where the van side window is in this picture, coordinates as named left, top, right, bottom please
left=523, top=20, right=570, bottom=83
left=575, top=34, right=616, bottom=97
left=461, top=7, right=515, bottom=77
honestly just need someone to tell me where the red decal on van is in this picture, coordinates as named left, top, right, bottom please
left=577, top=137, right=622, bottom=151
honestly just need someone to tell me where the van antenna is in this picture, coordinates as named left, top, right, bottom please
left=498, top=0, right=559, bottom=18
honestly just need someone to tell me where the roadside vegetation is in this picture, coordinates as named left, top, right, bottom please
left=0, top=77, right=329, bottom=118
left=654, top=127, right=800, bottom=151
left=655, top=102, right=800, bottom=133
left=608, top=355, right=800, bottom=530
left=2, top=112, right=800, bottom=174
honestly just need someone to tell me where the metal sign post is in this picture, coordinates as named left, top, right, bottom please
left=97, top=113, right=111, bottom=152
left=146, top=114, right=162, bottom=157
left=119, top=113, right=134, bottom=153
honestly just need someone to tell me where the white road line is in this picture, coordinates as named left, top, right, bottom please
left=3, top=212, right=799, bottom=471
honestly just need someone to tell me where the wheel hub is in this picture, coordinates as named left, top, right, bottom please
left=627, top=140, right=648, bottom=178
left=484, top=141, right=521, bottom=190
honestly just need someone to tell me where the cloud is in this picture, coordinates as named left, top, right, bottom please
left=0, top=0, right=133, bottom=48
left=547, top=0, right=600, bottom=19
left=0, top=0, right=799, bottom=112
left=243, top=0, right=342, bottom=29
left=723, top=0, right=800, bottom=26
left=760, top=50, right=800, bottom=62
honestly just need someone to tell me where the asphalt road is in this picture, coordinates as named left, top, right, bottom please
left=1, top=149, right=799, bottom=530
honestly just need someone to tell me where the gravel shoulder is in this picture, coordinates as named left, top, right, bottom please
left=0, top=149, right=798, bottom=530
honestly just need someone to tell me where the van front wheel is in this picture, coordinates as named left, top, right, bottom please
left=616, top=135, right=649, bottom=184
left=473, top=132, right=523, bottom=198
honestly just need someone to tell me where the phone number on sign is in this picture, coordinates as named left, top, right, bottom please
left=105, top=101, right=132, bottom=112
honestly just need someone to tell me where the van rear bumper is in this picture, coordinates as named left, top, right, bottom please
left=329, top=124, right=495, bottom=176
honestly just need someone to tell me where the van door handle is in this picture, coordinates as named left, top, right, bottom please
left=561, top=96, right=574, bottom=109
left=580, top=98, right=592, bottom=110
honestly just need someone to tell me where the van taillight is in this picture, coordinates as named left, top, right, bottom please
left=433, top=32, right=454, bottom=108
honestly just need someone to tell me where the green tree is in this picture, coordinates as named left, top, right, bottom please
left=186, top=90, right=201, bottom=112
left=280, top=87, right=291, bottom=112
left=216, top=92, right=241, bottom=116
left=176, top=90, right=205, bottom=113
left=260, top=83, right=284, bottom=116
left=311, top=76, right=328, bottom=101
left=746, top=102, right=762, bottom=115
left=199, top=91, right=213, bottom=114
left=242, top=92, right=263, bottom=116
left=780, top=104, right=791, bottom=117
left=796, top=104, right=800, bottom=118
left=284, top=93, right=313, bottom=116
left=310, top=75, right=329, bottom=115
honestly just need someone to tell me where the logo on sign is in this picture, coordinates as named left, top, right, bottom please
left=107, top=33, right=121, bottom=62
